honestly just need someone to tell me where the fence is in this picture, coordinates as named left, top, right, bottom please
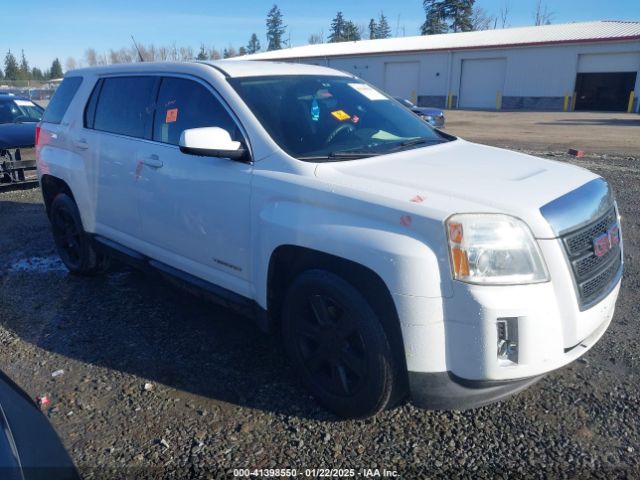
left=0, top=80, right=59, bottom=101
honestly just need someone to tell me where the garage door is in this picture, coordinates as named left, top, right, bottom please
left=384, top=62, right=420, bottom=102
left=575, top=53, right=640, bottom=111
left=578, top=52, right=640, bottom=73
left=459, top=58, right=506, bottom=109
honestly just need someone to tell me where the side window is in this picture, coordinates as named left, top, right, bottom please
left=42, top=77, right=82, bottom=124
left=153, top=77, right=239, bottom=146
left=84, top=79, right=103, bottom=129
left=94, top=76, right=157, bottom=138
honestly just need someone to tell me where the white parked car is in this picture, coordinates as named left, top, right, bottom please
left=36, top=61, right=622, bottom=418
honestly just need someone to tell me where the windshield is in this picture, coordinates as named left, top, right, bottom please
left=0, top=99, right=44, bottom=124
left=229, top=75, right=450, bottom=160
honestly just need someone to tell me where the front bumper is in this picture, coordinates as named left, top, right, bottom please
left=409, top=371, right=544, bottom=410
left=395, top=272, right=619, bottom=410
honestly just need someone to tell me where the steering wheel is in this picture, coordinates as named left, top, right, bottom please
left=325, top=123, right=356, bottom=145
left=13, top=115, right=29, bottom=123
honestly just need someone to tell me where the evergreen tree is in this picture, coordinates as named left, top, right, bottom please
left=238, top=46, right=247, bottom=56
left=329, top=12, right=347, bottom=42
left=19, top=50, right=30, bottom=80
left=421, top=0, right=448, bottom=34
left=446, top=0, right=475, bottom=32
left=31, top=67, right=44, bottom=80
left=368, top=19, right=378, bottom=39
left=266, top=5, right=286, bottom=51
left=246, top=33, right=261, bottom=54
left=421, top=0, right=475, bottom=34
left=4, top=50, right=19, bottom=81
left=377, top=13, right=392, bottom=38
left=196, top=45, right=208, bottom=60
left=343, top=21, right=361, bottom=41
left=50, top=58, right=63, bottom=79
left=0, top=68, right=3, bottom=80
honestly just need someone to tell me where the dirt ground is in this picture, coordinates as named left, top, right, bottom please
left=444, top=110, right=640, bottom=157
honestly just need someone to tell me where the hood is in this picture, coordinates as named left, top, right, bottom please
left=314, top=139, right=598, bottom=238
left=412, top=107, right=443, bottom=116
left=0, top=123, right=37, bottom=149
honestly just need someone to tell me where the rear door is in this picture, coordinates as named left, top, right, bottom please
left=83, top=75, right=159, bottom=246
left=135, top=76, right=253, bottom=296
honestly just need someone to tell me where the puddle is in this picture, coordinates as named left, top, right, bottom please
left=9, top=256, right=68, bottom=274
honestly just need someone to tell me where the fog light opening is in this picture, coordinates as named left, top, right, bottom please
left=497, top=317, right=519, bottom=364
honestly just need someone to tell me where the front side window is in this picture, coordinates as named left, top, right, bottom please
left=153, top=77, right=239, bottom=146
left=94, top=76, right=157, bottom=138
left=229, top=75, right=450, bottom=161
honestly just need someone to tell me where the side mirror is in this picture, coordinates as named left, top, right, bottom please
left=179, top=127, right=247, bottom=161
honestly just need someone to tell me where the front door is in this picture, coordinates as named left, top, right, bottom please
left=135, top=76, right=252, bottom=297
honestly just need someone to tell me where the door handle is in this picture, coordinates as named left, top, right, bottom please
left=73, top=138, right=89, bottom=150
left=142, top=155, right=163, bottom=169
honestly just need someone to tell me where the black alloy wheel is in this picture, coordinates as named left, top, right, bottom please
left=282, top=270, right=395, bottom=418
left=49, top=193, right=109, bottom=275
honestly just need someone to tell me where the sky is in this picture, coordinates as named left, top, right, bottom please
left=4, top=0, right=640, bottom=71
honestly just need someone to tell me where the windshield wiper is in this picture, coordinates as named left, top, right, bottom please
left=386, top=137, right=446, bottom=153
left=298, top=150, right=381, bottom=161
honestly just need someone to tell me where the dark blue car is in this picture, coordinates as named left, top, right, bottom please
left=395, top=97, right=445, bottom=128
left=0, top=93, right=43, bottom=188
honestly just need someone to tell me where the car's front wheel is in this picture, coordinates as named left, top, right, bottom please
left=282, top=270, right=396, bottom=418
left=50, top=193, right=109, bottom=275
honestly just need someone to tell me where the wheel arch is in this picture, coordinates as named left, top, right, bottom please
left=40, top=174, right=74, bottom=217
left=266, top=245, right=409, bottom=397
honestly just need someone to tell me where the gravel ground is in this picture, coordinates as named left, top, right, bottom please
left=0, top=150, right=638, bottom=479
left=444, top=111, right=640, bottom=157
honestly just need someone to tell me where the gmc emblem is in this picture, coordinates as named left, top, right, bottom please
left=593, top=224, right=620, bottom=257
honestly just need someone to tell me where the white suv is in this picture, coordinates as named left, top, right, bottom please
left=36, top=61, right=623, bottom=418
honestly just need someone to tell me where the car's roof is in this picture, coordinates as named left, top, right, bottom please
left=70, top=60, right=350, bottom=79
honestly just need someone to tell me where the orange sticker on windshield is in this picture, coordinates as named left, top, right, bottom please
left=166, top=108, right=178, bottom=123
left=331, top=110, right=350, bottom=121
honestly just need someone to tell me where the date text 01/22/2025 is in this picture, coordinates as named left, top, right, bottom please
left=233, top=468, right=400, bottom=478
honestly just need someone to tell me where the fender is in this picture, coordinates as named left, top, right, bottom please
left=38, top=126, right=97, bottom=232
left=252, top=199, right=453, bottom=310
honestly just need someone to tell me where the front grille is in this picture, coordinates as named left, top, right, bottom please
left=561, top=206, right=622, bottom=309
left=565, top=208, right=617, bottom=255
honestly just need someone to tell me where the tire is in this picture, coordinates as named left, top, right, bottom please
left=282, top=269, right=396, bottom=418
left=49, top=193, right=109, bottom=275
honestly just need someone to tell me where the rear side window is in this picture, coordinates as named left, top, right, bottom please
left=94, top=76, right=157, bottom=139
left=153, top=77, right=239, bottom=145
left=84, top=79, right=103, bottom=129
left=42, top=77, right=82, bottom=124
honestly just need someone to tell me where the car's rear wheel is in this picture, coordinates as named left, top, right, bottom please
left=282, top=270, right=395, bottom=418
left=50, top=193, right=109, bottom=275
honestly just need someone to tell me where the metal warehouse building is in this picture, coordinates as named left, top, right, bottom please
left=245, top=21, right=640, bottom=112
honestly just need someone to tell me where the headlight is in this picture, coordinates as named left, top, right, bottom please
left=446, top=214, right=549, bottom=285
left=423, top=115, right=434, bottom=122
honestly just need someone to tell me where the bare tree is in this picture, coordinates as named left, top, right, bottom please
left=533, top=0, right=553, bottom=26
left=85, top=48, right=98, bottom=66
left=471, top=7, right=495, bottom=31
left=207, top=47, right=222, bottom=60
left=499, top=1, right=511, bottom=28
left=179, top=46, right=194, bottom=61
left=65, top=57, right=77, bottom=71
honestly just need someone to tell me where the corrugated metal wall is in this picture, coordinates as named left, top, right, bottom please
left=295, top=40, right=640, bottom=112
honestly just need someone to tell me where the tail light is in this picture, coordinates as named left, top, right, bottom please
left=35, top=125, right=41, bottom=146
